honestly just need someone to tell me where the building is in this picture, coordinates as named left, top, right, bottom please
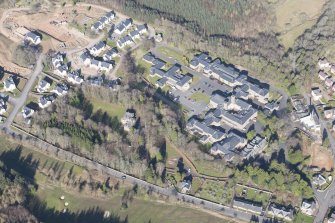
left=312, top=174, right=327, bottom=187
left=67, top=70, right=83, bottom=85
left=117, top=35, right=133, bottom=48
left=136, top=24, right=148, bottom=34
left=121, top=110, right=136, bottom=131
left=91, top=11, right=115, bottom=32
left=89, top=59, right=101, bottom=70
left=100, top=61, right=113, bottom=72
left=300, top=200, right=316, bottom=216
left=52, top=83, right=68, bottom=96
left=36, top=79, right=51, bottom=93
left=267, top=203, right=294, bottom=222
left=186, top=118, right=226, bottom=144
left=87, top=76, right=104, bottom=86
left=318, top=58, right=330, bottom=70
left=232, top=198, right=263, bottom=214
left=325, top=77, right=334, bottom=88
left=318, top=70, right=328, bottom=80
left=24, top=31, right=41, bottom=45
left=179, top=180, right=191, bottom=194
left=150, top=63, right=193, bottom=91
left=103, top=48, right=118, bottom=61
left=114, top=18, right=132, bottom=35
left=300, top=110, right=321, bottom=132
left=240, top=135, right=267, bottom=159
left=328, top=213, right=335, bottom=223
left=80, top=51, right=91, bottom=66
left=3, top=76, right=16, bottom=92
left=324, top=108, right=335, bottom=119
left=89, top=41, right=106, bottom=56
left=128, top=30, right=140, bottom=40
left=210, top=132, right=247, bottom=161
left=52, top=52, right=64, bottom=68
left=311, top=88, right=322, bottom=101
left=0, top=98, right=7, bottom=115
left=54, top=64, right=68, bottom=78
left=22, top=106, right=34, bottom=119
left=38, top=95, right=55, bottom=109
left=91, top=21, right=104, bottom=32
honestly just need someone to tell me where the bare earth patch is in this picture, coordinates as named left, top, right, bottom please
left=304, top=143, right=333, bottom=171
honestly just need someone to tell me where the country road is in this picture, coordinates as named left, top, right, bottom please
left=2, top=126, right=268, bottom=223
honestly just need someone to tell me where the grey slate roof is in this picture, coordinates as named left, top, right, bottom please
left=233, top=198, right=263, bottom=213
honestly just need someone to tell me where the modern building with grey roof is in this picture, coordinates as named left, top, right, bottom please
left=233, top=198, right=263, bottom=214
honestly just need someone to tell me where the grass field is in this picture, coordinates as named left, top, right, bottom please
left=89, top=97, right=126, bottom=119
left=156, top=46, right=187, bottom=64
left=190, top=92, right=210, bottom=104
left=294, top=212, right=314, bottom=223
left=273, top=0, right=326, bottom=49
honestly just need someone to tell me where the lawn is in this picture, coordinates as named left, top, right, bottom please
left=156, top=46, right=187, bottom=64
left=191, top=159, right=232, bottom=178
left=190, top=92, right=210, bottom=104
left=36, top=185, right=230, bottom=223
left=234, top=184, right=272, bottom=207
left=294, top=212, right=314, bottom=223
left=89, top=97, right=126, bottom=119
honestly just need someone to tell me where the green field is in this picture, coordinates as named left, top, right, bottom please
left=89, top=98, right=126, bottom=119
left=190, top=92, right=210, bottom=104
left=197, top=180, right=233, bottom=205
left=294, top=212, right=314, bottom=223
left=156, top=46, right=187, bottom=64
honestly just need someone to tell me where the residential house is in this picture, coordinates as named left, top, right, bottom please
left=100, top=61, right=113, bottom=72
left=189, top=53, right=211, bottom=71
left=103, top=48, right=118, bottom=61
left=208, top=91, right=230, bottom=108
left=318, top=70, right=328, bottom=81
left=38, top=95, right=55, bottom=109
left=3, top=76, right=16, bottom=92
left=22, top=106, right=34, bottom=119
left=89, top=59, right=101, bottom=70
left=87, top=76, right=104, bottom=86
left=300, top=110, right=321, bottom=132
left=91, top=21, right=104, bottom=32
left=114, top=18, right=132, bottom=35
left=36, top=79, right=51, bottom=93
left=324, top=108, right=335, bottom=119
left=264, top=101, right=280, bottom=114
left=240, top=135, right=267, bottom=159
left=89, top=41, right=106, bottom=56
left=312, top=174, right=327, bottom=187
left=121, top=110, right=136, bottom=131
left=25, top=31, right=41, bottom=45
left=246, top=82, right=269, bottom=104
left=52, top=53, right=64, bottom=68
left=0, top=98, right=7, bottom=115
left=52, top=83, right=68, bottom=96
left=331, top=65, right=335, bottom=74
left=136, top=24, right=148, bottom=34
left=328, top=213, right=335, bottom=223
left=232, top=198, right=263, bottom=214
left=210, top=132, right=247, bottom=161
left=54, top=64, right=68, bottom=78
left=300, top=200, right=317, bottom=216
left=107, top=78, right=121, bottom=91
left=325, top=77, right=334, bottom=88
left=179, top=180, right=191, bottom=194
left=80, top=51, right=91, bottom=66
left=186, top=117, right=226, bottom=144
left=105, top=11, right=115, bottom=22
left=129, top=30, right=140, bottom=40
left=67, top=70, right=83, bottom=85
left=267, top=203, right=294, bottom=222
left=318, top=58, right=330, bottom=70
left=311, top=88, right=322, bottom=101
left=117, top=35, right=133, bottom=48
left=150, top=63, right=193, bottom=91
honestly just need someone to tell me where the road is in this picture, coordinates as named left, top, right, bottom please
left=2, top=125, right=269, bottom=223
left=3, top=54, right=44, bottom=128
left=310, top=94, right=335, bottom=223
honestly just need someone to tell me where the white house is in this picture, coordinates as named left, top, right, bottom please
left=52, top=53, right=64, bottom=68
left=318, top=70, right=328, bottom=81
left=91, top=21, right=104, bottom=32
left=103, top=48, right=118, bottom=61
left=67, top=70, right=83, bottom=85
left=100, top=61, right=113, bottom=72
left=89, top=41, right=106, bottom=56
left=52, top=83, right=68, bottom=96
left=25, top=31, right=41, bottom=45
left=22, top=106, right=35, bottom=119
left=318, top=58, right=330, bottom=70
left=117, top=36, right=133, bottom=48
left=311, top=88, right=322, bottom=101
left=0, top=98, right=7, bottom=115
left=89, top=59, right=101, bottom=70
left=129, top=30, right=140, bottom=40
left=80, top=51, right=91, bottom=66
left=3, top=76, right=16, bottom=92
left=54, top=64, right=68, bottom=78
left=38, top=95, right=55, bottom=109
left=136, top=24, right=148, bottom=35
left=36, top=79, right=51, bottom=93
left=300, top=200, right=316, bottom=216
